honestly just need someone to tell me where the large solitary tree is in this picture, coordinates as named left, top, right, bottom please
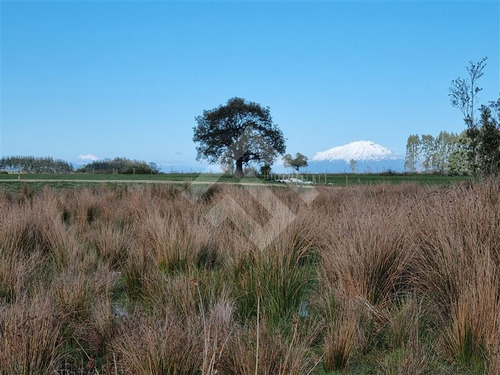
left=193, top=97, right=286, bottom=178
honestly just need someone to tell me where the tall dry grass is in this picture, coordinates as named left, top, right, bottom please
left=0, top=180, right=499, bottom=373
left=0, top=294, right=63, bottom=374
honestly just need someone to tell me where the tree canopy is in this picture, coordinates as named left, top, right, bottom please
left=76, top=157, right=159, bottom=174
left=449, top=57, right=500, bottom=176
left=193, top=97, right=286, bottom=177
left=477, top=104, right=500, bottom=175
left=404, top=132, right=466, bottom=174
left=0, top=156, right=73, bottom=174
left=283, top=153, right=308, bottom=172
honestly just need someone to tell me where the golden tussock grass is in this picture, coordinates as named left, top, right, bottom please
left=0, top=180, right=499, bottom=373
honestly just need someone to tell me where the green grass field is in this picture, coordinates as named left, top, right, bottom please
left=0, top=173, right=254, bottom=194
left=0, top=172, right=473, bottom=185
left=0, top=172, right=473, bottom=196
left=0, top=172, right=237, bottom=182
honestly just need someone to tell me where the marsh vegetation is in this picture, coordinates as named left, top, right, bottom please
left=0, top=181, right=499, bottom=374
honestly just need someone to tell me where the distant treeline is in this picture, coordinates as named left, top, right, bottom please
left=0, top=156, right=73, bottom=173
left=0, top=156, right=160, bottom=174
left=76, top=157, right=159, bottom=174
left=406, top=104, right=500, bottom=176
left=404, top=131, right=468, bottom=174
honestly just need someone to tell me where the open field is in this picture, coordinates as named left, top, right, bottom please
left=0, top=172, right=469, bottom=197
left=1, top=179, right=498, bottom=374
left=0, top=173, right=255, bottom=182
left=0, top=173, right=473, bottom=196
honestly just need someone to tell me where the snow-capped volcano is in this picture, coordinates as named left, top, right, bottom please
left=312, top=141, right=398, bottom=162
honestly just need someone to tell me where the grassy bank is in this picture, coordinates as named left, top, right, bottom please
left=0, top=180, right=498, bottom=374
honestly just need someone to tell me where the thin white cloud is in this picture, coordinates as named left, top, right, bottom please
left=77, top=154, right=99, bottom=161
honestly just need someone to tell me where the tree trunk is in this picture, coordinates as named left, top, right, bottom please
left=235, top=159, right=244, bottom=178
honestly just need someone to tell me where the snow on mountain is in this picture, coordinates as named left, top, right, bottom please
left=312, top=141, right=400, bottom=162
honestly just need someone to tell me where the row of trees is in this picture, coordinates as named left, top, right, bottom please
left=0, top=156, right=73, bottom=173
left=0, top=156, right=160, bottom=175
left=404, top=131, right=468, bottom=174
left=405, top=58, right=499, bottom=176
left=77, top=158, right=159, bottom=174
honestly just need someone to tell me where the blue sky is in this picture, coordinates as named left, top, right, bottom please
left=1, top=0, right=499, bottom=170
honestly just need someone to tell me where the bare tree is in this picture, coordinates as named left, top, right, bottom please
left=449, top=57, right=488, bottom=175
left=449, top=57, right=487, bottom=128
